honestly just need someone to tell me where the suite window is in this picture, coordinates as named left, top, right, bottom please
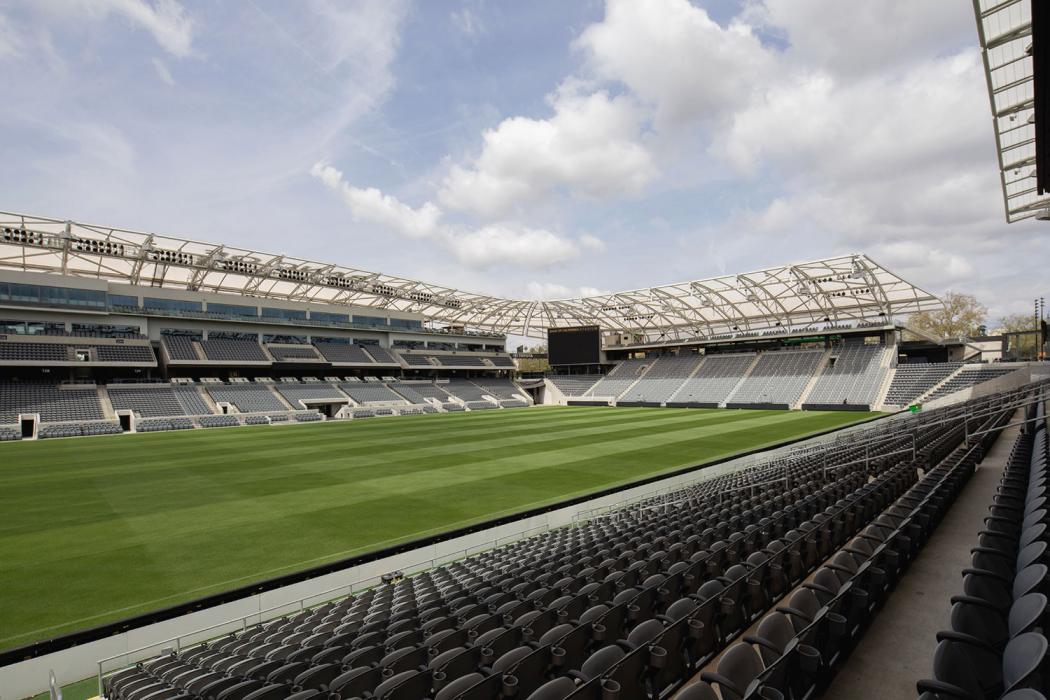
left=262, top=307, right=306, bottom=320
left=353, top=315, right=388, bottom=327
left=207, top=302, right=257, bottom=317
left=144, top=297, right=203, bottom=313
left=312, top=311, right=350, bottom=323
left=108, top=294, right=139, bottom=308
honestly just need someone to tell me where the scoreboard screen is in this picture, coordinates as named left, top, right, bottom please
left=548, top=325, right=600, bottom=366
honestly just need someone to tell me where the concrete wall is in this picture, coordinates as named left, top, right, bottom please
left=542, top=378, right=568, bottom=405
left=923, top=364, right=1032, bottom=411
left=1, top=410, right=889, bottom=700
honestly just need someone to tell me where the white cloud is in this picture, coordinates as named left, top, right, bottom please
left=0, top=14, right=24, bottom=60
left=151, top=56, right=174, bottom=85
left=439, top=86, right=656, bottom=218
left=110, top=0, right=194, bottom=57
left=720, top=52, right=988, bottom=183
left=579, top=285, right=611, bottom=298
left=747, top=0, right=974, bottom=78
left=576, top=0, right=775, bottom=128
left=525, top=282, right=613, bottom=300
left=451, top=7, right=484, bottom=36
left=312, top=161, right=598, bottom=269
left=579, top=233, right=605, bottom=252
left=301, top=0, right=408, bottom=75
left=311, top=162, right=442, bottom=239
left=445, top=225, right=582, bottom=268
left=869, top=241, right=976, bottom=289
left=30, top=0, right=195, bottom=57
left=66, top=122, right=138, bottom=174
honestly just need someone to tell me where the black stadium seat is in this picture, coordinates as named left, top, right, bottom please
left=96, top=387, right=1045, bottom=700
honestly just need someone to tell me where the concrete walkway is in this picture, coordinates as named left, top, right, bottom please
left=822, top=418, right=1021, bottom=699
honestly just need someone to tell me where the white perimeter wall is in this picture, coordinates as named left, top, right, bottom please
left=923, top=365, right=1031, bottom=410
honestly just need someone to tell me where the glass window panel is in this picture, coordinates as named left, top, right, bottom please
left=207, top=302, right=257, bottom=317
left=312, top=311, right=350, bottom=323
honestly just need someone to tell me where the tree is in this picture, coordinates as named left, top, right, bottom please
left=997, top=312, right=1038, bottom=334
left=907, top=291, right=987, bottom=339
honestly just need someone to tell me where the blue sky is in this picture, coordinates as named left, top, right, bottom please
left=1, top=0, right=1046, bottom=331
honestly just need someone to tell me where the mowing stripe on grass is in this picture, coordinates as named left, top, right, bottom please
left=0, top=406, right=878, bottom=650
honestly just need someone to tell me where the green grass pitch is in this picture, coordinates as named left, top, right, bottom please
left=0, top=405, right=880, bottom=653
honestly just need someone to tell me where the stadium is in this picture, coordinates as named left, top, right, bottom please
left=2, top=1, right=1050, bottom=700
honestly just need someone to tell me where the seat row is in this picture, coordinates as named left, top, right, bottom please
left=100, top=391, right=1025, bottom=700
left=918, top=393, right=1050, bottom=700
left=104, top=467, right=895, bottom=700
left=685, top=401, right=1013, bottom=699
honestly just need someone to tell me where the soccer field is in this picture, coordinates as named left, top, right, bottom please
left=0, top=405, right=880, bottom=652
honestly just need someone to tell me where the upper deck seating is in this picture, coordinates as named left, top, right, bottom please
left=91, top=344, right=155, bottom=363
left=198, top=338, right=269, bottom=362
left=267, top=345, right=322, bottom=362
left=362, top=346, right=399, bottom=364
left=0, top=342, right=68, bottom=362
left=162, top=335, right=200, bottom=361
left=312, top=342, right=374, bottom=364
left=435, top=355, right=487, bottom=367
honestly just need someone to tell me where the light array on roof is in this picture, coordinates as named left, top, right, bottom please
left=0, top=212, right=942, bottom=339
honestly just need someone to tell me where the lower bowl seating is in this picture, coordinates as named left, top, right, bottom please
left=99, top=387, right=1035, bottom=700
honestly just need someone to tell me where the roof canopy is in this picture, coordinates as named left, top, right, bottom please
left=974, top=0, right=1050, bottom=222
left=0, top=212, right=942, bottom=339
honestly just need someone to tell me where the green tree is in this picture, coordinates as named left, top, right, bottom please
left=908, top=291, right=987, bottom=339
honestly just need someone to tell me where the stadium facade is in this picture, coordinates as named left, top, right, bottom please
left=0, top=211, right=1038, bottom=442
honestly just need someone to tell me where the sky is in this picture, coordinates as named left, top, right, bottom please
left=0, top=0, right=1046, bottom=340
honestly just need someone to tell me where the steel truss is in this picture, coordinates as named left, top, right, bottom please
left=974, top=0, right=1050, bottom=221
left=0, top=212, right=941, bottom=339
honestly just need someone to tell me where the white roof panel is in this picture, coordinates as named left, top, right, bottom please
left=974, top=0, right=1050, bottom=221
left=0, top=212, right=942, bottom=339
